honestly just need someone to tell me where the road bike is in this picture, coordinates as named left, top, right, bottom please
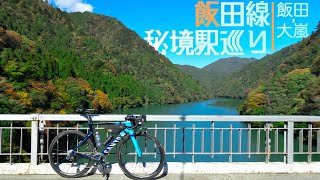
left=48, top=109, right=165, bottom=180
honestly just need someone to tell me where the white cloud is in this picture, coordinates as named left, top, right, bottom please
left=50, top=0, right=93, bottom=13
left=69, top=2, right=93, bottom=12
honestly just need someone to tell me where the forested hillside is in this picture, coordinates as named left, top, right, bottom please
left=202, top=57, right=256, bottom=75
left=212, top=52, right=291, bottom=98
left=176, top=57, right=256, bottom=98
left=0, top=0, right=206, bottom=114
left=239, top=23, right=320, bottom=116
left=207, top=24, right=319, bottom=100
left=177, top=24, right=320, bottom=117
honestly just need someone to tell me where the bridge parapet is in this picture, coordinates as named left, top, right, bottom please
left=0, top=114, right=319, bottom=165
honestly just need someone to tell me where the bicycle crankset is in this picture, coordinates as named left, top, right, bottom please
left=93, top=153, right=112, bottom=177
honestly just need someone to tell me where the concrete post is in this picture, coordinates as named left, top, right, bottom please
left=287, top=121, right=294, bottom=164
left=30, top=114, right=39, bottom=165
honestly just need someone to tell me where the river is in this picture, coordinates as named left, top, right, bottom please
left=112, top=98, right=241, bottom=115
left=110, top=98, right=317, bottom=162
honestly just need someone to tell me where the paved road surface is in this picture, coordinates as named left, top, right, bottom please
left=0, top=174, right=319, bottom=180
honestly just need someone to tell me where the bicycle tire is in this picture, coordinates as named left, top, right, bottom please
left=48, top=130, right=94, bottom=178
left=117, top=132, right=165, bottom=180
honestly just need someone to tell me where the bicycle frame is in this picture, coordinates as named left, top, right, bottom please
left=69, top=119, right=143, bottom=161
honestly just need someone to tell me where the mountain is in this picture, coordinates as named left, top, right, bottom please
left=176, top=23, right=320, bottom=116
left=176, top=64, right=210, bottom=82
left=0, top=0, right=207, bottom=114
left=176, top=57, right=257, bottom=97
left=238, top=24, right=320, bottom=116
left=177, top=57, right=256, bottom=76
left=202, top=57, right=257, bottom=75
left=176, top=65, right=203, bottom=77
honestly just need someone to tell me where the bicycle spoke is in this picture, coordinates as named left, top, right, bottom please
left=118, top=133, right=165, bottom=179
left=49, top=131, right=94, bottom=178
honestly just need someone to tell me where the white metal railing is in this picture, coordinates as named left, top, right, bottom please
left=0, top=114, right=320, bottom=165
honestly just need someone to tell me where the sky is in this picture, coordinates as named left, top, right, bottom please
left=48, top=0, right=320, bottom=68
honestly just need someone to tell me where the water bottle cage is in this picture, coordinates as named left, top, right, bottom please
left=103, top=135, right=114, bottom=146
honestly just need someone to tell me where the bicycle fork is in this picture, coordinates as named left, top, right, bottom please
left=130, top=134, right=142, bottom=158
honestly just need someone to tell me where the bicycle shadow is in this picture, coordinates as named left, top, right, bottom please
left=85, top=162, right=169, bottom=179
left=155, top=162, right=168, bottom=179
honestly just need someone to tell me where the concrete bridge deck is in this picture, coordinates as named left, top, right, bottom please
left=1, top=163, right=320, bottom=180
left=1, top=163, right=320, bottom=174
left=1, top=174, right=319, bottom=180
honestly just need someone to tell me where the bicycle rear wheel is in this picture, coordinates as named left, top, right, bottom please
left=48, top=130, right=94, bottom=178
left=117, top=132, right=165, bottom=179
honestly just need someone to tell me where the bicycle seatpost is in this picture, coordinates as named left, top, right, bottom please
left=86, top=113, right=93, bottom=124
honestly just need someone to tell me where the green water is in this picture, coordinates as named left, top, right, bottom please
left=106, top=98, right=318, bottom=162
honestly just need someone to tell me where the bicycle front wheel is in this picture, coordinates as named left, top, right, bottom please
left=48, top=130, right=94, bottom=178
left=117, top=132, right=165, bottom=180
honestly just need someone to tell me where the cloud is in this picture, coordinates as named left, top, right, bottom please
left=69, top=2, right=93, bottom=12
left=50, top=0, right=93, bottom=13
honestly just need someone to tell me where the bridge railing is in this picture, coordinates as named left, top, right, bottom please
left=0, top=114, right=319, bottom=165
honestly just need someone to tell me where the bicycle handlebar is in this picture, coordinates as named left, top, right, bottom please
left=125, top=114, right=146, bottom=128
left=76, top=108, right=95, bottom=114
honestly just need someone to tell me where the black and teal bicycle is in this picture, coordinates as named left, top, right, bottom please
left=48, top=109, right=165, bottom=180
